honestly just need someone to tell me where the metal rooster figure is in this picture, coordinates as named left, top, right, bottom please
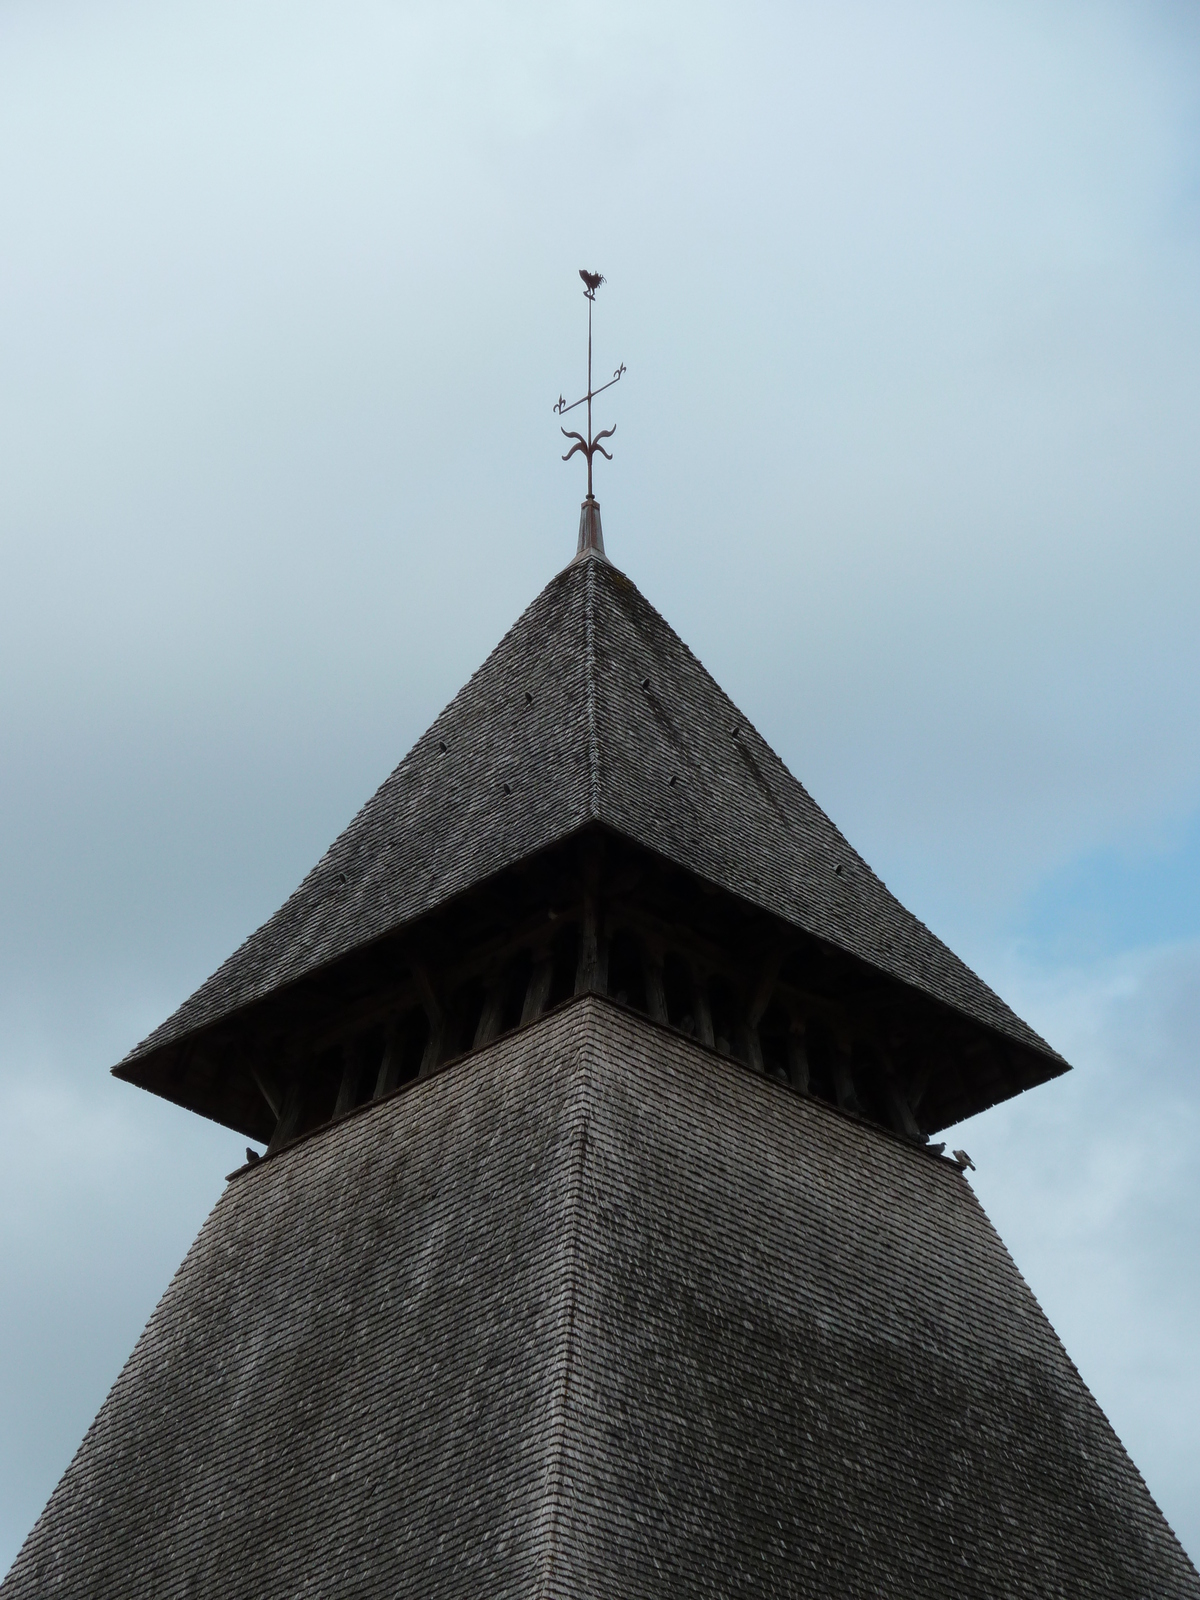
left=554, top=270, right=626, bottom=503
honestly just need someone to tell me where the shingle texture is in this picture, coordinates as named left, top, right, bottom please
left=10, top=999, right=1194, bottom=1599
left=124, top=554, right=1056, bottom=1069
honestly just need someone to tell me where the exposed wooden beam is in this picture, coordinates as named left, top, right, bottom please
left=333, top=1040, right=360, bottom=1117
left=690, top=965, right=715, bottom=1049
left=520, top=951, right=555, bottom=1027
left=374, top=1019, right=404, bottom=1098
left=878, top=1050, right=923, bottom=1140
left=250, top=1065, right=282, bottom=1119
left=747, top=951, right=784, bottom=1028
left=266, top=1075, right=306, bottom=1155
left=473, top=980, right=506, bottom=1049
left=832, top=1043, right=857, bottom=1112
left=642, top=939, right=669, bottom=1026
left=574, top=842, right=607, bottom=996
left=786, top=1026, right=810, bottom=1094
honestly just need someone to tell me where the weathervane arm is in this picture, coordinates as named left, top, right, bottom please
left=589, top=366, right=626, bottom=400
left=553, top=364, right=626, bottom=416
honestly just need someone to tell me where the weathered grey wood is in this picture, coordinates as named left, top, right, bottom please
left=690, top=968, right=715, bottom=1049
left=418, top=1022, right=445, bottom=1080
left=416, top=964, right=446, bottom=1080
left=908, top=1056, right=936, bottom=1111
left=832, top=1043, right=857, bottom=1111
left=520, top=952, right=555, bottom=1027
left=373, top=1021, right=403, bottom=1098
left=741, top=1023, right=765, bottom=1076
left=473, top=981, right=506, bottom=1048
left=747, top=952, right=783, bottom=1029
left=414, top=965, right=443, bottom=1030
left=250, top=1065, right=282, bottom=1119
left=610, top=899, right=849, bottom=1037
left=882, top=1073, right=923, bottom=1140
left=786, top=1028, right=810, bottom=1094
left=574, top=842, right=606, bottom=996
left=333, top=1041, right=360, bottom=1117
left=575, top=901, right=603, bottom=995
left=642, top=942, right=668, bottom=1025
left=265, top=1075, right=305, bottom=1155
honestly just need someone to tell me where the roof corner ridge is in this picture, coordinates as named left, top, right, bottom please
left=585, top=557, right=600, bottom=819
left=533, top=1027, right=593, bottom=1600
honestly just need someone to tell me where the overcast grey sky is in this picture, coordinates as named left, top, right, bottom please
left=2, top=0, right=1198, bottom=1571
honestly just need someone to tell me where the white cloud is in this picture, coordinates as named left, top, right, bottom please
left=949, top=939, right=1200, bottom=1560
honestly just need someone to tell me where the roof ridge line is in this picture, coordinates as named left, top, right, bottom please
left=534, top=1020, right=593, bottom=1600
left=585, top=557, right=600, bottom=819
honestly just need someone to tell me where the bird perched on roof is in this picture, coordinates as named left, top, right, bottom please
left=246, top=1147, right=261, bottom=1165
left=952, top=1149, right=975, bottom=1173
left=579, top=269, right=605, bottom=295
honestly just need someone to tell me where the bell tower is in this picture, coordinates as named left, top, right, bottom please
left=3, top=283, right=1196, bottom=1600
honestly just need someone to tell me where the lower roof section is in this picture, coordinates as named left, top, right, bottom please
left=7, top=999, right=1195, bottom=1599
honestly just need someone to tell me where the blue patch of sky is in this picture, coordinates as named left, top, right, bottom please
left=1016, top=805, right=1200, bottom=963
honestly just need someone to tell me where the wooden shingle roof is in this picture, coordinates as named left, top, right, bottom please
left=8, top=1001, right=1194, bottom=1599
left=122, top=550, right=1059, bottom=1074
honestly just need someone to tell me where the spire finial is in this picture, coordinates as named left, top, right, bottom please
left=554, top=270, right=625, bottom=556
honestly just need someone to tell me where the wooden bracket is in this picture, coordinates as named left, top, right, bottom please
left=250, top=1065, right=282, bottom=1120
left=520, top=950, right=555, bottom=1026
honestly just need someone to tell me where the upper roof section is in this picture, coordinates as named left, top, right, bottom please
left=122, top=547, right=1059, bottom=1084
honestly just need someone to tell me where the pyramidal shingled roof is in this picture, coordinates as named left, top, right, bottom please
left=124, top=550, right=1057, bottom=1069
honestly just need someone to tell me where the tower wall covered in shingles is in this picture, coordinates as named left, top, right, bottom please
left=5, top=997, right=1196, bottom=1599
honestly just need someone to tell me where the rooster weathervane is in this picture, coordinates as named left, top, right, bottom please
left=554, top=270, right=625, bottom=501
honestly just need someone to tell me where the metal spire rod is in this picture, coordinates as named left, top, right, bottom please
left=554, top=270, right=626, bottom=502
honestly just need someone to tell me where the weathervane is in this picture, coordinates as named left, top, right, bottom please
left=555, top=270, right=625, bottom=557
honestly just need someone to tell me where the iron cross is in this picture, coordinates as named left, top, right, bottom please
left=554, top=270, right=626, bottom=500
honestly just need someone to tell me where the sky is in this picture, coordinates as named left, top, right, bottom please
left=1, top=0, right=1198, bottom=1572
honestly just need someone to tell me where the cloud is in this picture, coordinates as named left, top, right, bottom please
left=949, top=938, right=1200, bottom=1560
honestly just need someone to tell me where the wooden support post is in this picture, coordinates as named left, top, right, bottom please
left=473, top=980, right=506, bottom=1048
left=879, top=1050, right=923, bottom=1140
left=908, top=1056, right=936, bottom=1111
left=832, top=1041, right=857, bottom=1111
left=690, top=966, right=715, bottom=1049
left=740, top=952, right=782, bottom=1076
left=747, top=951, right=783, bottom=1029
left=415, top=965, right=445, bottom=1080
left=741, top=1022, right=766, bottom=1076
left=333, top=1040, right=360, bottom=1117
left=520, top=950, right=555, bottom=1026
left=883, top=1075, right=923, bottom=1140
left=251, top=1065, right=282, bottom=1119
left=374, top=1020, right=403, bottom=1098
left=786, top=1025, right=810, bottom=1094
left=642, top=939, right=668, bottom=1025
left=574, top=842, right=607, bottom=996
left=574, top=898, right=608, bottom=996
left=266, top=1074, right=305, bottom=1155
